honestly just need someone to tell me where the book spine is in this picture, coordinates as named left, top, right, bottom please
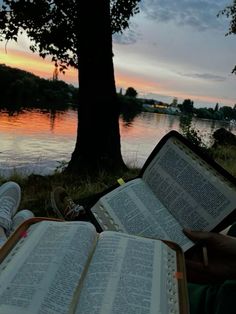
left=92, top=204, right=121, bottom=231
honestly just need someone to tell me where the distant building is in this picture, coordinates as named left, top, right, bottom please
left=153, top=101, right=169, bottom=109
left=142, top=104, right=155, bottom=112
left=142, top=100, right=180, bottom=115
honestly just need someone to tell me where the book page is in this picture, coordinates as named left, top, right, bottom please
left=92, top=179, right=193, bottom=251
left=75, top=232, right=180, bottom=314
left=143, top=137, right=236, bottom=232
left=0, top=221, right=97, bottom=314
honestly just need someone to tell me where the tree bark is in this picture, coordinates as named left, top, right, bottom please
left=67, top=0, right=127, bottom=174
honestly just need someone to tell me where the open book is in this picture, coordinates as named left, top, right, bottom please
left=0, top=218, right=188, bottom=314
left=91, top=131, right=236, bottom=252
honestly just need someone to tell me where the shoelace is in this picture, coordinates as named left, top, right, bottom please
left=64, top=197, right=84, bottom=219
left=0, top=197, right=15, bottom=218
left=0, top=197, right=16, bottom=234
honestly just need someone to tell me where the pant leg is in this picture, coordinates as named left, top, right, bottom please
left=227, top=222, right=236, bottom=237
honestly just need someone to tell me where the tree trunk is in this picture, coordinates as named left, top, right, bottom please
left=66, top=0, right=127, bottom=175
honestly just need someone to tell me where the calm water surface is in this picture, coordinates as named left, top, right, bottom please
left=0, top=108, right=235, bottom=177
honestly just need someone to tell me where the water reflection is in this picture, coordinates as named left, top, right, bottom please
left=0, top=108, right=235, bottom=176
left=49, top=110, right=56, bottom=131
left=167, top=115, right=176, bottom=129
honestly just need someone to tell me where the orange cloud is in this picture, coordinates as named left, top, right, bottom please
left=1, top=47, right=233, bottom=107
left=115, top=70, right=164, bottom=92
left=115, top=69, right=234, bottom=107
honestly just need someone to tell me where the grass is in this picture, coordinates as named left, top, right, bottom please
left=0, top=168, right=139, bottom=217
left=0, top=144, right=235, bottom=218
left=209, top=145, right=236, bottom=177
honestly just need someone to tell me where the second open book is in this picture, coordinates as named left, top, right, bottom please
left=91, top=131, right=236, bottom=252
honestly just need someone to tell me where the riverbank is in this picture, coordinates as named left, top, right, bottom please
left=0, top=144, right=235, bottom=218
left=0, top=167, right=139, bottom=218
left=209, top=145, right=236, bottom=176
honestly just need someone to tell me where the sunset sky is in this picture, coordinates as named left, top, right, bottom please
left=0, top=0, right=236, bottom=108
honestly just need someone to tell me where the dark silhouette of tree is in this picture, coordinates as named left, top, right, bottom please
left=0, top=64, right=77, bottom=107
left=214, top=103, right=219, bottom=112
left=171, top=97, right=178, bottom=107
left=218, top=2, right=236, bottom=73
left=221, top=105, right=234, bottom=120
left=125, top=87, right=138, bottom=98
left=118, top=93, right=142, bottom=124
left=180, top=99, right=194, bottom=114
left=0, top=0, right=140, bottom=174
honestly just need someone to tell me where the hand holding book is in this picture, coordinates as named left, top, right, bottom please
left=184, top=229, right=236, bottom=284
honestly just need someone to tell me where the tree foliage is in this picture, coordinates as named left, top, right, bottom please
left=0, top=0, right=140, bottom=71
left=125, top=87, right=138, bottom=98
left=179, top=115, right=203, bottom=148
left=179, top=99, right=194, bottom=114
left=0, top=64, right=78, bottom=107
left=194, top=105, right=236, bottom=121
left=0, top=0, right=141, bottom=174
left=218, top=1, right=236, bottom=73
left=118, top=92, right=142, bottom=124
left=171, top=97, right=178, bottom=107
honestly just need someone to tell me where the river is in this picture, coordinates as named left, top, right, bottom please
left=0, top=108, right=235, bottom=177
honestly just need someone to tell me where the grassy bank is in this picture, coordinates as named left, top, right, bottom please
left=0, top=144, right=235, bottom=218
left=0, top=168, right=139, bottom=217
left=209, top=145, right=236, bottom=177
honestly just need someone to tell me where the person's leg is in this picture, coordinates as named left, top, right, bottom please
left=11, top=209, right=35, bottom=232
left=0, top=182, right=21, bottom=243
left=0, top=209, right=35, bottom=248
left=227, top=223, right=236, bottom=237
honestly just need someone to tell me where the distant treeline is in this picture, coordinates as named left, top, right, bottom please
left=0, top=65, right=142, bottom=115
left=0, top=64, right=78, bottom=108
left=178, top=99, right=236, bottom=120
left=0, top=65, right=143, bottom=121
left=194, top=105, right=236, bottom=121
left=3, top=64, right=234, bottom=122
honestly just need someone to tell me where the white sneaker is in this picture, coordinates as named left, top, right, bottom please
left=11, top=209, right=35, bottom=232
left=0, top=182, right=21, bottom=235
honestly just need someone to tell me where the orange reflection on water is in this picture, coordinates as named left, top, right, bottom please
left=0, top=109, right=77, bottom=137
left=0, top=108, right=234, bottom=173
